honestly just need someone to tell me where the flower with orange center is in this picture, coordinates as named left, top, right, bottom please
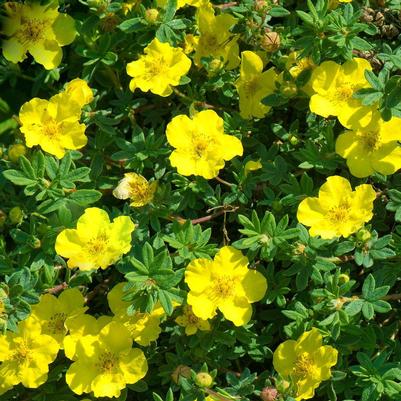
left=184, top=246, right=267, bottom=326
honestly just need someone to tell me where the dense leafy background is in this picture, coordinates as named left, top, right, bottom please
left=1, top=0, right=401, bottom=400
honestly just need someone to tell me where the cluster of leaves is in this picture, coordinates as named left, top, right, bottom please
left=1, top=0, right=401, bottom=401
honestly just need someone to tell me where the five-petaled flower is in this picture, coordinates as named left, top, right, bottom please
left=18, top=79, right=93, bottom=158
left=65, top=321, right=148, bottom=398
left=194, top=5, right=240, bottom=70
left=0, top=318, right=59, bottom=395
left=126, top=38, right=191, bottom=97
left=166, top=110, right=243, bottom=179
left=55, top=207, right=135, bottom=271
left=235, top=51, right=278, bottom=119
left=184, top=246, right=267, bottom=326
left=1, top=1, right=76, bottom=69
left=113, top=173, right=157, bottom=207
left=336, top=114, right=401, bottom=178
left=30, top=288, right=88, bottom=347
left=273, top=328, right=338, bottom=400
left=297, top=175, right=376, bottom=239
left=309, top=58, right=375, bottom=129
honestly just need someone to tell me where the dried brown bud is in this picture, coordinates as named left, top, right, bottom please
left=261, top=387, right=278, bottom=401
left=381, top=24, right=399, bottom=38
left=375, top=12, right=385, bottom=27
left=260, top=30, right=280, bottom=52
left=171, top=365, right=191, bottom=384
left=100, top=13, right=121, bottom=32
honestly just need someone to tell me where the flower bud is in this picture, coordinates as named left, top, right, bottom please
left=171, top=365, right=192, bottom=384
left=195, top=372, right=213, bottom=388
left=338, top=273, right=350, bottom=284
left=260, top=30, right=280, bottom=52
left=260, top=387, right=278, bottom=401
left=289, top=135, right=299, bottom=145
left=8, top=143, right=26, bottom=162
left=9, top=206, right=23, bottom=225
left=356, top=228, right=371, bottom=242
left=145, top=8, right=159, bottom=23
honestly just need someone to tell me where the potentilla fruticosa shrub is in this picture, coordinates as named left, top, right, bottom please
left=0, top=0, right=401, bottom=400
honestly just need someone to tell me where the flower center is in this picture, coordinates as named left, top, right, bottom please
left=43, top=119, right=61, bottom=139
left=46, top=312, right=67, bottom=335
left=211, top=275, right=237, bottom=300
left=146, top=58, right=167, bottom=76
left=191, top=132, right=213, bottom=158
left=87, top=233, right=109, bottom=255
left=361, top=130, right=381, bottom=151
left=13, top=341, right=32, bottom=363
left=243, top=77, right=261, bottom=95
left=335, top=83, right=354, bottom=102
left=96, top=351, right=118, bottom=373
left=327, top=202, right=350, bottom=223
left=293, top=352, right=315, bottom=379
left=201, top=34, right=220, bottom=52
left=16, top=18, right=48, bottom=45
left=130, top=181, right=150, bottom=200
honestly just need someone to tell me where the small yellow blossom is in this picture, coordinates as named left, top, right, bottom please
left=30, top=288, right=87, bottom=348
left=194, top=5, right=240, bottom=70
left=309, top=58, right=375, bottom=129
left=64, top=78, right=94, bottom=108
left=185, top=246, right=267, bottom=326
left=183, top=33, right=199, bottom=54
left=126, top=38, right=191, bottom=97
left=65, top=321, right=148, bottom=398
left=0, top=318, right=59, bottom=394
left=273, top=328, right=338, bottom=400
left=19, top=92, right=87, bottom=159
left=1, top=1, right=76, bottom=69
left=235, top=51, right=278, bottom=119
left=335, top=115, right=401, bottom=177
left=122, top=0, right=140, bottom=14
left=55, top=207, right=135, bottom=271
left=297, top=176, right=376, bottom=239
left=113, top=173, right=157, bottom=207
left=176, top=305, right=211, bottom=335
left=166, top=110, right=243, bottom=179
left=244, top=160, right=263, bottom=175
left=285, top=51, right=315, bottom=95
left=108, top=283, right=164, bottom=346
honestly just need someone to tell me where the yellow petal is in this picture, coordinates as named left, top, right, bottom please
left=272, top=339, right=298, bottom=376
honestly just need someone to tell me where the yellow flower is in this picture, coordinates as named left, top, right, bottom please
left=64, top=78, right=94, bottom=108
left=183, top=33, right=200, bottom=54
left=185, top=246, right=267, bottom=326
left=176, top=305, right=211, bottom=335
left=122, top=0, right=140, bottom=14
left=235, top=51, right=278, bottom=119
left=194, top=5, right=240, bottom=70
left=126, top=38, right=191, bottom=97
left=157, top=0, right=210, bottom=8
left=336, top=115, right=401, bottom=177
left=113, top=173, right=157, bottom=207
left=19, top=92, right=87, bottom=159
left=55, top=207, right=135, bottom=271
left=63, top=314, right=112, bottom=360
left=30, top=288, right=88, bottom=347
left=273, top=328, right=338, bottom=400
left=309, top=58, right=375, bottom=129
left=108, top=283, right=164, bottom=346
left=1, top=1, right=76, bottom=69
left=285, top=51, right=315, bottom=96
left=244, top=160, right=262, bottom=175
left=166, top=110, right=243, bottom=179
left=297, top=176, right=376, bottom=239
left=65, top=321, right=148, bottom=398
left=0, top=317, right=59, bottom=394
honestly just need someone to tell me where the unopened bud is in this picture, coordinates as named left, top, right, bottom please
left=145, top=8, right=159, bottom=23
left=260, top=387, right=278, bottom=401
left=356, top=229, right=371, bottom=242
left=195, top=372, right=213, bottom=388
left=8, top=144, right=26, bottom=162
left=9, top=207, right=23, bottom=225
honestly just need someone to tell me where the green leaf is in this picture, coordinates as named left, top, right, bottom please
left=69, top=189, right=102, bottom=206
left=3, top=170, right=37, bottom=186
